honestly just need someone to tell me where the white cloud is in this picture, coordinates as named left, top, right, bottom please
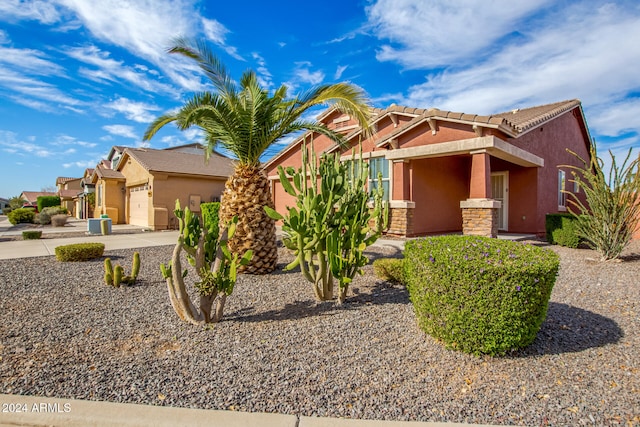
left=287, top=62, right=325, bottom=91
left=51, top=134, right=98, bottom=148
left=102, top=124, right=138, bottom=140
left=104, top=97, right=160, bottom=123
left=0, top=0, right=62, bottom=24
left=371, top=2, right=640, bottom=119
left=0, top=131, right=53, bottom=157
left=252, top=52, right=273, bottom=89
left=63, top=158, right=101, bottom=169
left=334, top=65, right=348, bottom=80
left=0, top=45, right=66, bottom=77
left=587, top=98, right=640, bottom=137
left=366, top=0, right=551, bottom=69
left=66, top=45, right=175, bottom=94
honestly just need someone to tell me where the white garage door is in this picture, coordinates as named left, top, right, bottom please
left=129, top=184, right=149, bottom=227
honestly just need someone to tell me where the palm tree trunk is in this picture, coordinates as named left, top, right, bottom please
left=219, top=164, right=277, bottom=274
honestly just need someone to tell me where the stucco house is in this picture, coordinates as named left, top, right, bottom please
left=92, top=144, right=234, bottom=230
left=56, top=176, right=82, bottom=216
left=18, top=191, right=57, bottom=210
left=264, top=99, right=592, bottom=238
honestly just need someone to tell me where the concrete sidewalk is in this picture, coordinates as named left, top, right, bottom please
left=0, top=394, right=503, bottom=427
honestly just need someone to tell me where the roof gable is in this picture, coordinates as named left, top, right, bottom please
left=120, top=147, right=234, bottom=178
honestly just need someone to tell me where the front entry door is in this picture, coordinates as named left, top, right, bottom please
left=491, top=172, right=509, bottom=231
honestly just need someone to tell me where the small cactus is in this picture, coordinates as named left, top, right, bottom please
left=114, top=265, right=123, bottom=288
left=104, top=258, right=114, bottom=287
left=104, top=252, right=140, bottom=287
left=131, top=252, right=140, bottom=280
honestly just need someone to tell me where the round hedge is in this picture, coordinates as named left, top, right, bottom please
left=404, top=235, right=559, bottom=356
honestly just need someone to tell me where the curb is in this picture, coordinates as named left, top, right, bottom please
left=0, top=395, right=507, bottom=427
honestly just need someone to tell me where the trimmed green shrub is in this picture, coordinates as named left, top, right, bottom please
left=55, top=243, right=105, bottom=262
left=22, top=230, right=42, bottom=240
left=51, top=214, right=68, bottom=227
left=8, top=208, right=36, bottom=225
left=37, top=196, right=61, bottom=212
left=201, top=202, right=220, bottom=240
left=404, top=235, right=559, bottom=356
left=373, top=258, right=404, bottom=284
left=546, top=213, right=581, bottom=248
left=37, top=206, right=68, bottom=225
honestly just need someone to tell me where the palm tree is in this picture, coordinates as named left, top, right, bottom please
left=144, top=38, right=372, bottom=274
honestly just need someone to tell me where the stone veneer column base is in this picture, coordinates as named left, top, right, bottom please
left=460, top=198, right=501, bottom=238
left=385, top=201, right=415, bottom=236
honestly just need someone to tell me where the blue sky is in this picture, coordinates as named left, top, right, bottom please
left=1, top=0, right=639, bottom=198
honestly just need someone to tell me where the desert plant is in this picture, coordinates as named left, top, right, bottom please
left=373, top=258, right=404, bottom=283
left=104, top=252, right=140, bottom=287
left=37, top=206, right=67, bottom=225
left=51, top=214, right=68, bottom=227
left=143, top=38, right=372, bottom=275
left=159, top=200, right=252, bottom=324
left=55, top=243, right=105, bottom=262
left=8, top=208, right=35, bottom=225
left=563, top=146, right=640, bottom=260
left=265, top=142, right=388, bottom=304
left=37, top=196, right=60, bottom=212
left=404, top=236, right=559, bottom=356
left=22, top=230, right=42, bottom=240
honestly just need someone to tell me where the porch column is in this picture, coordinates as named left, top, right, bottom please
left=461, top=151, right=500, bottom=238
left=387, top=160, right=415, bottom=236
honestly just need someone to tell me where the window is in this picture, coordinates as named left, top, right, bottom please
left=558, top=170, right=566, bottom=209
left=369, top=157, right=390, bottom=201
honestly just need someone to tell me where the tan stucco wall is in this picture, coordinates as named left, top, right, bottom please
left=94, top=179, right=125, bottom=223
left=149, top=174, right=227, bottom=230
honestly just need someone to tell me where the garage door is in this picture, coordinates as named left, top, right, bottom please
left=129, top=184, right=149, bottom=227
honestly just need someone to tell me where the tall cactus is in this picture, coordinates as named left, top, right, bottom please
left=265, top=140, right=387, bottom=303
left=160, top=200, right=252, bottom=324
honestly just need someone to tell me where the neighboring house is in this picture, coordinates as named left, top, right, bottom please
left=19, top=191, right=57, bottom=210
left=56, top=176, right=82, bottom=216
left=91, top=159, right=127, bottom=223
left=264, top=99, right=592, bottom=238
left=92, top=144, right=234, bottom=230
left=75, top=168, right=96, bottom=220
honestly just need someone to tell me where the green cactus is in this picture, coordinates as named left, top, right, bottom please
left=265, top=140, right=386, bottom=304
left=131, top=252, right=140, bottom=281
left=114, top=265, right=123, bottom=288
left=104, top=258, right=114, bottom=286
left=160, top=200, right=252, bottom=324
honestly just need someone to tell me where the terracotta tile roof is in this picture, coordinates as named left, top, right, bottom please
left=374, top=99, right=582, bottom=147
left=493, top=99, right=581, bottom=133
left=20, top=191, right=56, bottom=204
left=58, top=189, right=80, bottom=198
left=56, top=176, right=80, bottom=185
left=123, top=147, right=234, bottom=178
left=95, top=164, right=125, bottom=180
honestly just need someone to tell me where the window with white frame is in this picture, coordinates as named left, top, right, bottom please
left=558, top=170, right=566, bottom=209
left=368, top=157, right=390, bottom=201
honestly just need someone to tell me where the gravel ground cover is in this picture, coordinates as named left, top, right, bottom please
left=0, top=239, right=638, bottom=426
